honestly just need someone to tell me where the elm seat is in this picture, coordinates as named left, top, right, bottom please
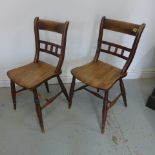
left=71, top=60, right=127, bottom=90
left=7, top=61, right=58, bottom=89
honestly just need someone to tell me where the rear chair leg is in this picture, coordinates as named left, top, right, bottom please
left=44, top=81, right=50, bottom=93
left=101, top=90, right=109, bottom=133
left=57, top=75, right=69, bottom=102
left=10, top=80, right=16, bottom=110
left=119, top=79, right=127, bottom=107
left=69, top=76, right=76, bottom=109
left=33, top=88, right=45, bottom=133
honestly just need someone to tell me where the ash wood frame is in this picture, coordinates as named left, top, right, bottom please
left=69, top=16, right=145, bottom=133
left=8, top=17, right=69, bottom=132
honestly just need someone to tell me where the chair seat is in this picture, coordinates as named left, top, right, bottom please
left=7, top=61, right=58, bottom=89
left=71, top=60, right=127, bottom=90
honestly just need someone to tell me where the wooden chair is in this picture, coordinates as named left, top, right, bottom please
left=7, top=17, right=69, bottom=132
left=69, top=16, right=145, bottom=133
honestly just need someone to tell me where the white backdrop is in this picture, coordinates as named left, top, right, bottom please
left=0, top=0, right=155, bottom=86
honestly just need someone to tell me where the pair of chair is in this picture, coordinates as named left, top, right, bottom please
left=7, top=16, right=145, bottom=133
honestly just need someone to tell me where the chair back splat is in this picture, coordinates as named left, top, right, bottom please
left=94, top=16, right=145, bottom=74
left=34, top=17, right=69, bottom=73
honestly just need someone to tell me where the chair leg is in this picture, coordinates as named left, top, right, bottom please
left=119, top=79, right=127, bottom=107
left=57, top=75, right=69, bottom=102
left=33, top=88, right=45, bottom=133
left=44, top=81, right=50, bottom=93
left=69, top=76, right=76, bottom=109
left=10, top=80, right=16, bottom=110
left=101, top=90, right=109, bottom=133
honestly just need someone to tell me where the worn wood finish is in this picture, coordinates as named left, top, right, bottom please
left=69, top=16, right=145, bottom=133
left=100, top=41, right=131, bottom=60
left=38, top=19, right=67, bottom=34
left=41, top=91, right=62, bottom=109
left=74, top=84, right=88, bottom=92
left=102, top=90, right=108, bottom=133
left=69, top=76, right=76, bottom=109
left=84, top=87, right=103, bottom=99
left=103, top=18, right=140, bottom=36
left=34, top=17, right=69, bottom=73
left=7, top=17, right=69, bottom=132
left=107, top=93, right=122, bottom=110
left=44, top=81, right=50, bottom=93
left=10, top=80, right=16, bottom=110
left=7, top=61, right=58, bottom=89
left=39, top=40, right=61, bottom=57
left=119, top=79, right=127, bottom=107
left=16, top=88, right=26, bottom=93
left=71, top=60, right=127, bottom=90
left=75, top=85, right=122, bottom=109
left=33, top=89, right=45, bottom=132
left=57, top=75, right=69, bottom=102
left=94, top=17, right=145, bottom=74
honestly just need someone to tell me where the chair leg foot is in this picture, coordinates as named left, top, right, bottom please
left=33, top=89, right=45, bottom=133
left=45, top=81, right=50, bottom=93
left=69, top=76, right=76, bottom=109
left=119, top=79, right=127, bottom=107
left=35, top=103, right=45, bottom=133
left=57, top=75, right=69, bottom=102
left=10, top=80, right=16, bottom=110
left=101, top=90, right=108, bottom=134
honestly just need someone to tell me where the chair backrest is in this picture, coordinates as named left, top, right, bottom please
left=94, top=16, right=145, bottom=73
left=34, top=17, right=69, bottom=73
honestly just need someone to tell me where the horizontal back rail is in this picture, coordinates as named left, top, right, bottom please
left=103, top=18, right=140, bottom=36
left=38, top=19, right=67, bottom=34
left=102, top=41, right=131, bottom=52
left=39, top=40, right=61, bottom=57
left=100, top=41, right=131, bottom=60
left=100, top=49, right=128, bottom=60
